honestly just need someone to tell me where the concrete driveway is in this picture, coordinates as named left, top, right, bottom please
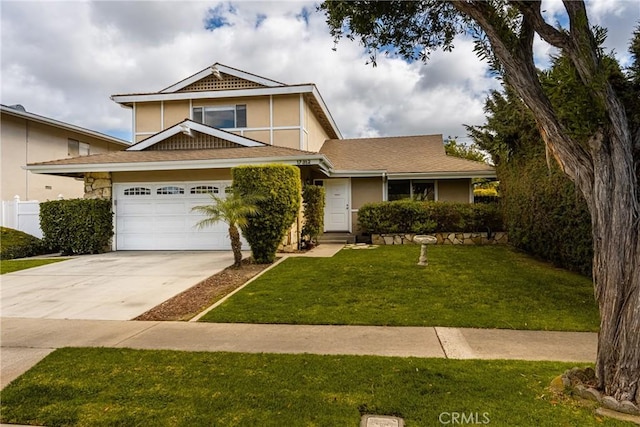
left=1, top=251, right=236, bottom=320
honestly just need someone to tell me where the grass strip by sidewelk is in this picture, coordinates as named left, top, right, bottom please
left=199, top=245, right=599, bottom=331
left=0, top=347, right=626, bottom=426
left=1, top=258, right=67, bottom=275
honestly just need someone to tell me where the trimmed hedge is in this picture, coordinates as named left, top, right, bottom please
left=40, top=199, right=113, bottom=255
left=358, top=200, right=503, bottom=234
left=0, top=227, right=48, bottom=260
left=301, top=185, right=325, bottom=244
left=498, top=156, right=592, bottom=276
left=232, top=164, right=301, bottom=264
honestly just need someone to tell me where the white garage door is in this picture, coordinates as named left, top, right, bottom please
left=114, top=181, right=242, bottom=250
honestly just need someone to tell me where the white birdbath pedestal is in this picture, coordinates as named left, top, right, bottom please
left=413, top=235, right=437, bottom=266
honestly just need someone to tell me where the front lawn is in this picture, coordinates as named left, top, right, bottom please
left=0, top=348, right=624, bottom=426
left=1, top=258, right=67, bottom=274
left=200, top=245, right=599, bottom=331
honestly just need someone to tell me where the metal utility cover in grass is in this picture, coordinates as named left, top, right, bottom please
left=361, top=414, right=404, bottom=427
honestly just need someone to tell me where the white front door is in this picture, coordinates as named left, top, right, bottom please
left=324, top=179, right=350, bottom=232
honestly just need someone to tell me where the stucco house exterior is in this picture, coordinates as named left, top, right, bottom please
left=26, top=63, right=495, bottom=251
left=1, top=104, right=130, bottom=201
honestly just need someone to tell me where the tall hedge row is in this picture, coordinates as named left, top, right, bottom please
left=40, top=199, right=113, bottom=255
left=357, top=200, right=503, bottom=234
left=232, top=164, right=301, bottom=263
left=467, top=87, right=593, bottom=276
left=498, top=157, right=593, bottom=276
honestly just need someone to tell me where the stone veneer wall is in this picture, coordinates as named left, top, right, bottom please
left=84, top=172, right=112, bottom=199
left=371, top=232, right=508, bottom=246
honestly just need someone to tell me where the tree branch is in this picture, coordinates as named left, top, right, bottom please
left=453, top=1, right=594, bottom=196
left=511, top=1, right=570, bottom=50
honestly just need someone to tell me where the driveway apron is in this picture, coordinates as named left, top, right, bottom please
left=0, top=251, right=234, bottom=320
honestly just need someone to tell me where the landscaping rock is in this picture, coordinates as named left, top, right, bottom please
left=549, top=375, right=566, bottom=392
left=618, top=400, right=640, bottom=416
left=602, top=396, right=622, bottom=412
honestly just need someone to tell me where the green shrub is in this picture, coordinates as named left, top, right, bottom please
left=232, top=164, right=301, bottom=263
left=357, top=200, right=503, bottom=234
left=0, top=227, right=48, bottom=260
left=498, top=157, right=592, bottom=276
left=301, top=185, right=325, bottom=244
left=40, top=199, right=113, bottom=255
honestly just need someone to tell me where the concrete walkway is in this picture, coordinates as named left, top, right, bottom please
left=0, top=316, right=597, bottom=389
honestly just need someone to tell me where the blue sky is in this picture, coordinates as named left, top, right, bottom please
left=1, top=1, right=637, bottom=144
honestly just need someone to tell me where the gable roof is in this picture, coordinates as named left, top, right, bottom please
left=320, top=135, right=496, bottom=178
left=159, top=63, right=285, bottom=93
left=110, top=63, right=342, bottom=140
left=0, top=104, right=130, bottom=147
left=127, top=119, right=265, bottom=151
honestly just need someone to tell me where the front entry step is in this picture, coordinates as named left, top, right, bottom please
left=317, top=232, right=356, bottom=244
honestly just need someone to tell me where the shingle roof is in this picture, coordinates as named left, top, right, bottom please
left=320, top=135, right=494, bottom=174
left=28, top=146, right=318, bottom=166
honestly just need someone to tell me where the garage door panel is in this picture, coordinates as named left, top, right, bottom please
left=154, top=201, right=187, bottom=214
left=119, top=201, right=155, bottom=215
left=117, top=217, right=155, bottom=233
left=115, top=181, right=235, bottom=250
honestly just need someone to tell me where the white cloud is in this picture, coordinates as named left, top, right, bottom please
left=1, top=1, right=636, bottom=143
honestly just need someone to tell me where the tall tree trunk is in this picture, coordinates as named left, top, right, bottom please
left=229, top=225, right=243, bottom=268
left=454, top=0, right=640, bottom=405
left=591, top=128, right=640, bottom=403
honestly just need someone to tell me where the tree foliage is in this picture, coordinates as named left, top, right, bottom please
left=443, top=138, right=487, bottom=163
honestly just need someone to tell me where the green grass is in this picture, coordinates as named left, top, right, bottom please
left=0, top=347, right=625, bottom=426
left=200, top=245, right=599, bottom=331
left=1, top=258, right=66, bottom=274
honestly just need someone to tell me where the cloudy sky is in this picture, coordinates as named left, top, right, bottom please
left=1, top=1, right=638, bottom=144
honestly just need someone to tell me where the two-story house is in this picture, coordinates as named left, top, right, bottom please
left=27, top=63, right=495, bottom=251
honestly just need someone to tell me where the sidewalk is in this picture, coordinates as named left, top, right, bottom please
left=0, top=316, right=597, bottom=389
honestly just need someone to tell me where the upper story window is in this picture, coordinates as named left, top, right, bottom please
left=68, top=139, right=90, bottom=157
left=192, top=105, right=247, bottom=128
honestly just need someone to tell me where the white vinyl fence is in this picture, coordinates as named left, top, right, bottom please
left=1, top=196, right=46, bottom=238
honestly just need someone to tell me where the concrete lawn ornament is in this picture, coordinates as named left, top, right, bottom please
left=413, top=235, right=437, bottom=266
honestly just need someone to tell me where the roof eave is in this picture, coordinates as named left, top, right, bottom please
left=387, top=170, right=497, bottom=179
left=1, top=105, right=130, bottom=147
left=26, top=154, right=332, bottom=176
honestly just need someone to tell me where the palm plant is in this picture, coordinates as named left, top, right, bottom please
left=192, top=191, right=261, bottom=268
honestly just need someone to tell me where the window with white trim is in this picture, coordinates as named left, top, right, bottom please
left=157, top=186, right=185, bottom=195
left=190, top=186, right=218, bottom=194
left=192, top=105, right=247, bottom=128
left=68, top=139, right=90, bottom=157
left=124, top=187, right=151, bottom=196
left=388, top=180, right=435, bottom=201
